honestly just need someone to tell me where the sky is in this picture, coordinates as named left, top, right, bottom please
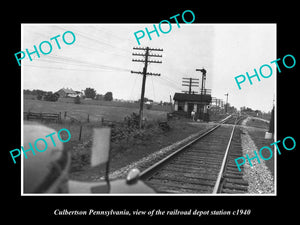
left=22, top=23, right=276, bottom=112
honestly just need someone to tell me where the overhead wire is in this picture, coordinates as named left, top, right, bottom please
left=24, top=25, right=195, bottom=98
left=53, top=25, right=132, bottom=55
left=24, top=64, right=107, bottom=72
left=159, top=76, right=183, bottom=91
left=30, top=52, right=132, bottom=72
left=91, top=26, right=133, bottom=44
left=21, top=25, right=128, bottom=61
left=128, top=74, right=138, bottom=100
left=150, top=76, right=156, bottom=101
left=54, top=26, right=131, bottom=58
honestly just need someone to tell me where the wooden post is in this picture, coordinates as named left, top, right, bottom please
left=78, top=125, right=82, bottom=141
left=169, top=95, right=173, bottom=112
left=64, top=111, right=67, bottom=119
left=87, top=114, right=90, bottom=123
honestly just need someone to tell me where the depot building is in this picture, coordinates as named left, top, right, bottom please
left=173, top=92, right=212, bottom=116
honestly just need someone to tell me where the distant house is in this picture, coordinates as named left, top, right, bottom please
left=57, top=88, right=82, bottom=98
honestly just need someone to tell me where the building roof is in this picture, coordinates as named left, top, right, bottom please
left=58, top=88, right=76, bottom=94
left=173, top=92, right=212, bottom=103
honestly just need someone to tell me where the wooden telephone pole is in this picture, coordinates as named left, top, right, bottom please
left=131, top=47, right=163, bottom=128
left=182, top=77, right=199, bottom=94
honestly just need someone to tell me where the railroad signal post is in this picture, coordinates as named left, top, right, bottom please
left=195, top=68, right=208, bottom=120
left=196, top=68, right=207, bottom=94
left=131, top=47, right=163, bottom=128
left=225, top=93, right=229, bottom=114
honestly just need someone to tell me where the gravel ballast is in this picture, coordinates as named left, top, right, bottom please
left=240, top=118, right=275, bottom=194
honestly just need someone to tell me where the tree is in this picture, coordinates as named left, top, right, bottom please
left=32, top=89, right=46, bottom=96
left=95, top=94, right=104, bottom=100
left=74, top=95, right=81, bottom=104
left=84, top=87, right=96, bottom=99
left=104, top=92, right=113, bottom=101
left=44, top=92, right=59, bottom=102
left=23, top=89, right=32, bottom=95
left=37, top=94, right=43, bottom=100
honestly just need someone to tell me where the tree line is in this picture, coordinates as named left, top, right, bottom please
left=24, top=88, right=113, bottom=103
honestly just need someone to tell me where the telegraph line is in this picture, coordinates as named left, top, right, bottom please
left=26, top=26, right=131, bottom=59
left=55, top=26, right=132, bottom=54
left=27, top=57, right=131, bottom=73
left=24, top=64, right=106, bottom=72
left=91, top=26, right=133, bottom=45
left=23, top=26, right=210, bottom=106
left=159, top=76, right=184, bottom=91
left=41, top=54, right=131, bottom=72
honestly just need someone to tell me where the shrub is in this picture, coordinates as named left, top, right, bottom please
left=74, top=95, right=81, bottom=104
left=44, top=92, right=59, bottom=102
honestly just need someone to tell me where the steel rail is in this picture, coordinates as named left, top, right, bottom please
left=139, top=114, right=233, bottom=179
left=212, top=117, right=237, bottom=194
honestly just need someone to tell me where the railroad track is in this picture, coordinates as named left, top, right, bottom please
left=139, top=115, right=248, bottom=194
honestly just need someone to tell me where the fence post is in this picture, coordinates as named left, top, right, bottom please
left=87, top=114, right=90, bottom=123
left=64, top=111, right=67, bottom=119
left=78, top=125, right=83, bottom=141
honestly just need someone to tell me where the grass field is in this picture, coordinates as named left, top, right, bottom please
left=24, top=98, right=170, bottom=123
left=22, top=98, right=231, bottom=183
left=23, top=98, right=173, bottom=173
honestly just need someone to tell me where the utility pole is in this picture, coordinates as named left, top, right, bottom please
left=182, top=77, right=199, bottom=94
left=225, top=93, right=229, bottom=114
left=131, top=47, right=163, bottom=128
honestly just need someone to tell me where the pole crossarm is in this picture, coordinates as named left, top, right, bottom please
left=148, top=60, right=162, bottom=64
left=132, top=53, right=146, bottom=56
left=182, top=82, right=199, bottom=84
left=131, top=70, right=143, bottom=74
left=133, top=47, right=163, bottom=51
left=131, top=71, right=160, bottom=76
left=183, top=78, right=199, bottom=80
left=133, top=47, right=148, bottom=50
left=133, top=53, right=162, bottom=57
left=132, top=59, right=146, bottom=63
left=146, top=72, right=161, bottom=76
left=148, top=54, right=163, bottom=57
left=182, top=84, right=199, bottom=87
left=149, top=48, right=163, bottom=51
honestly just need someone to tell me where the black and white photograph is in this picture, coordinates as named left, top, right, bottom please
left=4, top=4, right=298, bottom=223
left=21, top=23, right=276, bottom=195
